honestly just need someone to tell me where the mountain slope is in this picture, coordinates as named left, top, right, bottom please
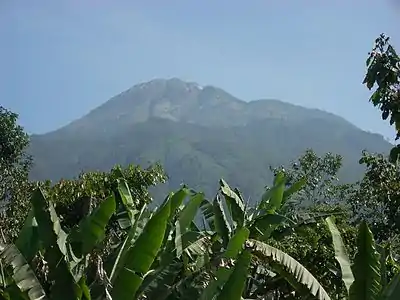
left=28, top=78, right=392, bottom=202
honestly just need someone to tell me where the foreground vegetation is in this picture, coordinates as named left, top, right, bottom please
left=0, top=34, right=399, bottom=299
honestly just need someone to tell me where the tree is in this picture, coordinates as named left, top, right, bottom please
left=348, top=151, right=400, bottom=245
left=271, top=149, right=352, bottom=211
left=363, top=33, right=400, bottom=162
left=0, top=106, right=32, bottom=232
left=0, top=106, right=32, bottom=201
left=1, top=162, right=167, bottom=244
left=359, top=34, right=400, bottom=245
left=42, top=163, right=167, bottom=260
left=269, top=150, right=357, bottom=298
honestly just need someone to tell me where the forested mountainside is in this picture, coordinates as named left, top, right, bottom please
left=28, top=78, right=392, bottom=202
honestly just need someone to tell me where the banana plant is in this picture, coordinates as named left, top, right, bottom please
left=107, top=184, right=209, bottom=300
left=0, top=242, right=47, bottom=300
left=105, top=172, right=328, bottom=300
left=0, top=179, right=199, bottom=300
left=326, top=217, right=400, bottom=300
left=0, top=183, right=120, bottom=300
left=0, top=173, right=334, bottom=300
left=191, top=172, right=332, bottom=300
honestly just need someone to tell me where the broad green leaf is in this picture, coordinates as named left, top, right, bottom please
left=200, top=228, right=246, bottom=300
left=213, top=195, right=231, bottom=247
left=1, top=283, right=32, bottom=300
left=31, top=189, right=66, bottom=252
left=217, top=250, right=251, bottom=300
left=0, top=244, right=47, bottom=300
left=178, top=192, right=204, bottom=233
left=258, top=187, right=273, bottom=210
left=200, top=199, right=215, bottom=230
left=109, top=204, right=147, bottom=283
left=174, top=193, right=204, bottom=258
left=380, top=271, right=400, bottom=300
left=169, top=187, right=190, bottom=219
left=282, top=176, right=306, bottom=203
left=139, top=227, right=204, bottom=298
left=174, top=219, right=183, bottom=258
left=200, top=267, right=232, bottom=300
left=111, top=196, right=172, bottom=299
left=268, top=171, right=286, bottom=211
left=117, top=180, right=136, bottom=224
left=70, top=195, right=116, bottom=257
left=349, top=221, right=381, bottom=300
left=325, top=217, right=354, bottom=294
left=258, top=171, right=286, bottom=212
left=138, top=262, right=182, bottom=300
left=77, top=276, right=91, bottom=300
left=250, top=213, right=292, bottom=241
left=224, top=227, right=249, bottom=259
left=15, top=209, right=39, bottom=263
left=184, top=232, right=212, bottom=256
left=200, top=230, right=246, bottom=300
left=189, top=219, right=201, bottom=232
left=30, top=188, right=80, bottom=300
left=219, top=179, right=245, bottom=228
left=247, top=239, right=331, bottom=300
left=271, top=263, right=323, bottom=299
left=169, top=190, right=198, bottom=258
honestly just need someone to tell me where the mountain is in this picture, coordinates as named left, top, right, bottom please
left=28, top=78, right=392, bottom=202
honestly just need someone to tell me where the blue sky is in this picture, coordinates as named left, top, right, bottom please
left=1, top=0, right=400, bottom=138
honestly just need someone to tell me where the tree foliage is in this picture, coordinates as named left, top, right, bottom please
left=267, top=150, right=357, bottom=298
left=0, top=106, right=32, bottom=203
left=272, top=149, right=351, bottom=210
left=363, top=33, right=400, bottom=162
left=347, top=151, right=400, bottom=243
left=0, top=106, right=33, bottom=246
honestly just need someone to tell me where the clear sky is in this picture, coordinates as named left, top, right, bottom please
left=1, top=0, right=400, bottom=138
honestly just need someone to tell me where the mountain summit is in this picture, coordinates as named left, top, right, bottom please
left=29, top=78, right=392, bottom=202
left=50, top=78, right=353, bottom=136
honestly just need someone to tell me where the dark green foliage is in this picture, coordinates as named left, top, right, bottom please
left=326, top=218, right=400, bottom=300
left=348, top=151, right=400, bottom=243
left=1, top=157, right=399, bottom=299
left=30, top=189, right=80, bottom=300
left=363, top=33, right=400, bottom=162
left=349, top=222, right=381, bottom=300
left=272, top=149, right=351, bottom=208
left=1, top=163, right=166, bottom=246
left=263, top=203, right=357, bottom=299
left=265, top=150, right=359, bottom=298
left=0, top=106, right=33, bottom=240
left=216, top=249, right=252, bottom=300
left=42, top=163, right=166, bottom=228
left=112, top=193, right=172, bottom=299
left=0, top=243, right=46, bottom=300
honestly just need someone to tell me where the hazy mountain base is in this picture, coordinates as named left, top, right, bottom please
left=28, top=78, right=392, bottom=203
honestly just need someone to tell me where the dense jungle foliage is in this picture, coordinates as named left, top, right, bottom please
left=0, top=34, right=399, bottom=300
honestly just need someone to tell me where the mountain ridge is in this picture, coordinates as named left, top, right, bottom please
left=28, top=78, right=392, bottom=202
left=39, top=78, right=362, bottom=137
